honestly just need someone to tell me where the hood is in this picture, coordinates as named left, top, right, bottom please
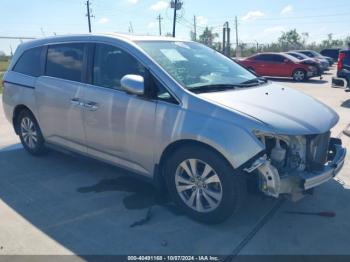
left=198, top=83, right=339, bottom=135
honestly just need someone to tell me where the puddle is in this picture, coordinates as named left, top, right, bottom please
left=77, top=176, right=183, bottom=216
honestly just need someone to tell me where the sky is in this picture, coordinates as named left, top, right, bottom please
left=1, top=0, right=350, bottom=54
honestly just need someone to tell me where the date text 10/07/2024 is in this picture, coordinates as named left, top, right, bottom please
left=127, top=256, right=220, bottom=261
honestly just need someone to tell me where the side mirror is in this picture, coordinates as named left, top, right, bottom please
left=121, top=74, right=144, bottom=96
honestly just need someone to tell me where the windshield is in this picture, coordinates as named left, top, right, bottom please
left=310, top=50, right=323, bottom=58
left=288, top=52, right=308, bottom=60
left=136, top=41, right=257, bottom=91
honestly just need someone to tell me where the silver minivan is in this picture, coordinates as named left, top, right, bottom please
left=2, top=34, right=346, bottom=223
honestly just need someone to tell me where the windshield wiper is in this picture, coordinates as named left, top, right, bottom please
left=189, top=79, right=269, bottom=93
left=189, top=84, right=239, bottom=93
left=239, top=77, right=268, bottom=86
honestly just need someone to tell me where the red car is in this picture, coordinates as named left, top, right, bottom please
left=238, top=52, right=318, bottom=82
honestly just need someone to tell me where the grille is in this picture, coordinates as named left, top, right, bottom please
left=307, top=131, right=331, bottom=171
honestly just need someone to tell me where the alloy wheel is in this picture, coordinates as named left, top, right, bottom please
left=175, top=159, right=223, bottom=213
left=294, top=70, right=305, bottom=81
left=20, top=117, right=38, bottom=149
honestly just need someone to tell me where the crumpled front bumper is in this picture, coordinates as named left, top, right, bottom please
left=301, top=144, right=346, bottom=190
left=245, top=139, right=346, bottom=199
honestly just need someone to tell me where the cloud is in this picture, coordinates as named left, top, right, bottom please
left=280, top=5, right=293, bottom=15
left=196, top=16, right=208, bottom=27
left=241, top=10, right=265, bottom=21
left=150, top=1, right=168, bottom=11
left=264, top=26, right=285, bottom=33
left=98, top=17, right=110, bottom=24
left=127, top=0, right=139, bottom=3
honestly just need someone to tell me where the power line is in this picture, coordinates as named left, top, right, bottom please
left=255, top=12, right=350, bottom=21
left=240, top=19, right=349, bottom=27
left=0, top=36, right=36, bottom=40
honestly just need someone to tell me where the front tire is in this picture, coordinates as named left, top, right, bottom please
left=165, top=145, right=246, bottom=224
left=293, top=69, right=307, bottom=82
left=17, top=109, right=46, bottom=155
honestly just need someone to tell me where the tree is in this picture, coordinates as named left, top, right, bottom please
left=278, top=29, right=303, bottom=50
left=198, top=27, right=218, bottom=48
left=301, top=32, right=309, bottom=47
left=320, top=33, right=344, bottom=49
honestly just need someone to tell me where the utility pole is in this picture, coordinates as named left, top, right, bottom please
left=222, top=25, right=226, bottom=55
left=86, top=0, right=93, bottom=33
left=227, top=23, right=231, bottom=57
left=222, top=22, right=230, bottom=57
left=171, top=0, right=182, bottom=37
left=157, top=14, right=163, bottom=36
left=129, top=21, right=134, bottom=33
left=193, top=15, right=197, bottom=41
left=235, top=16, right=239, bottom=57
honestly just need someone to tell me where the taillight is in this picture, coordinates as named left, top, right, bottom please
left=338, top=52, right=345, bottom=71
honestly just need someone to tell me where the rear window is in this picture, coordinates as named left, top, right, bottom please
left=46, top=43, right=85, bottom=82
left=13, top=46, right=43, bottom=77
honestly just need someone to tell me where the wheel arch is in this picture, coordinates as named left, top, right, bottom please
left=292, top=68, right=307, bottom=75
left=12, top=104, right=34, bottom=134
left=153, top=139, right=235, bottom=190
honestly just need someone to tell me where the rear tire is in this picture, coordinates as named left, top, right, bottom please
left=293, top=69, right=307, bottom=82
left=17, top=109, right=46, bottom=155
left=165, top=145, right=246, bottom=224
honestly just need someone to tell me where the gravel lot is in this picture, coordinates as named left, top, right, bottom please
left=0, top=68, right=349, bottom=256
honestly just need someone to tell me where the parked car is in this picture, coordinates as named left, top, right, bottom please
left=238, top=52, right=319, bottom=81
left=2, top=34, right=346, bottom=223
left=320, top=48, right=340, bottom=62
left=332, top=49, right=350, bottom=90
left=285, top=51, right=324, bottom=78
left=294, top=50, right=333, bottom=67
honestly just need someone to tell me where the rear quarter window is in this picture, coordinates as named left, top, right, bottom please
left=13, top=46, right=43, bottom=77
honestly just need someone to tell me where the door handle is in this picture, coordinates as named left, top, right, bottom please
left=71, top=98, right=84, bottom=107
left=84, top=101, right=99, bottom=111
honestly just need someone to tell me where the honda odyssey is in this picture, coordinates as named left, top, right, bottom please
left=2, top=34, right=346, bottom=223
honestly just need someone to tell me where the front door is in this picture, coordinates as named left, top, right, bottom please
left=83, top=43, right=157, bottom=176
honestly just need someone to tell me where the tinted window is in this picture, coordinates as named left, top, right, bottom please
left=288, top=52, right=307, bottom=60
left=46, top=43, right=85, bottom=82
left=13, top=47, right=43, bottom=77
left=254, top=54, right=284, bottom=62
left=270, top=55, right=285, bottom=62
left=300, top=51, right=314, bottom=57
left=254, top=54, right=269, bottom=61
left=93, top=44, right=145, bottom=89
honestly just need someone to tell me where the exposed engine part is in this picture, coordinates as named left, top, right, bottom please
left=286, top=136, right=307, bottom=172
left=270, top=139, right=286, bottom=169
left=255, top=134, right=307, bottom=174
